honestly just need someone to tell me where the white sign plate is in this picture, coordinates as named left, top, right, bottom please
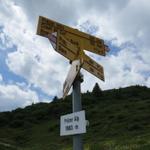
left=63, top=59, right=81, bottom=99
left=60, top=110, right=86, bottom=136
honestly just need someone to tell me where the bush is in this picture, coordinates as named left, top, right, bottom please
left=127, top=123, right=143, bottom=131
left=9, top=120, right=24, bottom=128
left=0, top=112, right=12, bottom=127
left=89, top=143, right=108, bottom=150
left=92, top=83, right=102, bottom=97
left=117, top=114, right=126, bottom=121
left=0, top=144, right=17, bottom=150
left=0, top=117, right=9, bottom=127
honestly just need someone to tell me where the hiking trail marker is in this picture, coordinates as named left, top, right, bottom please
left=60, top=110, right=86, bottom=136
left=37, top=16, right=109, bottom=150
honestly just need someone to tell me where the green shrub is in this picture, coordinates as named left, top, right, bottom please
left=89, top=143, right=108, bottom=150
left=127, top=123, right=143, bottom=131
left=9, top=120, right=24, bottom=128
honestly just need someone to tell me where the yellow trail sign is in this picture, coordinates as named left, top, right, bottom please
left=61, top=31, right=106, bottom=56
left=37, top=16, right=107, bottom=56
left=82, top=54, right=104, bottom=81
left=37, top=16, right=109, bottom=81
left=47, top=32, right=79, bottom=61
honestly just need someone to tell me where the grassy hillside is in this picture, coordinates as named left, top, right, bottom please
left=0, top=85, right=150, bottom=150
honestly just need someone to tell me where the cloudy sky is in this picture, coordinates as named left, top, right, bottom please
left=0, top=0, right=150, bottom=111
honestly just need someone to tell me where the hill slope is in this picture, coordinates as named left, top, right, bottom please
left=0, top=85, right=150, bottom=150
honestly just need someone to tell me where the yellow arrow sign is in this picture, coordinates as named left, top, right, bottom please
left=47, top=32, right=79, bottom=61
left=37, top=16, right=107, bottom=56
left=47, top=32, right=105, bottom=81
left=82, top=54, right=104, bottom=81
left=37, top=16, right=109, bottom=81
left=61, top=31, right=106, bottom=56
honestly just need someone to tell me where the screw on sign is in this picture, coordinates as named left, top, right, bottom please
left=36, top=16, right=109, bottom=150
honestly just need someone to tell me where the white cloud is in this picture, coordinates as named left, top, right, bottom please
left=76, top=0, right=150, bottom=90
left=0, top=0, right=69, bottom=97
left=0, top=74, right=3, bottom=82
left=0, top=28, right=13, bottom=50
left=6, top=49, right=68, bottom=96
left=0, top=0, right=149, bottom=112
left=98, top=47, right=150, bottom=90
left=146, top=77, right=150, bottom=87
left=13, top=0, right=82, bottom=26
left=0, top=83, right=39, bottom=111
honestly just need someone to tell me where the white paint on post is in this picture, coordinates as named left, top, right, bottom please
left=60, top=110, right=86, bottom=136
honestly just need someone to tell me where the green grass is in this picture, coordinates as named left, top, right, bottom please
left=0, top=85, right=150, bottom=149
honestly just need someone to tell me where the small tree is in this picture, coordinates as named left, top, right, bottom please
left=92, top=83, right=102, bottom=97
left=53, top=96, right=58, bottom=101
